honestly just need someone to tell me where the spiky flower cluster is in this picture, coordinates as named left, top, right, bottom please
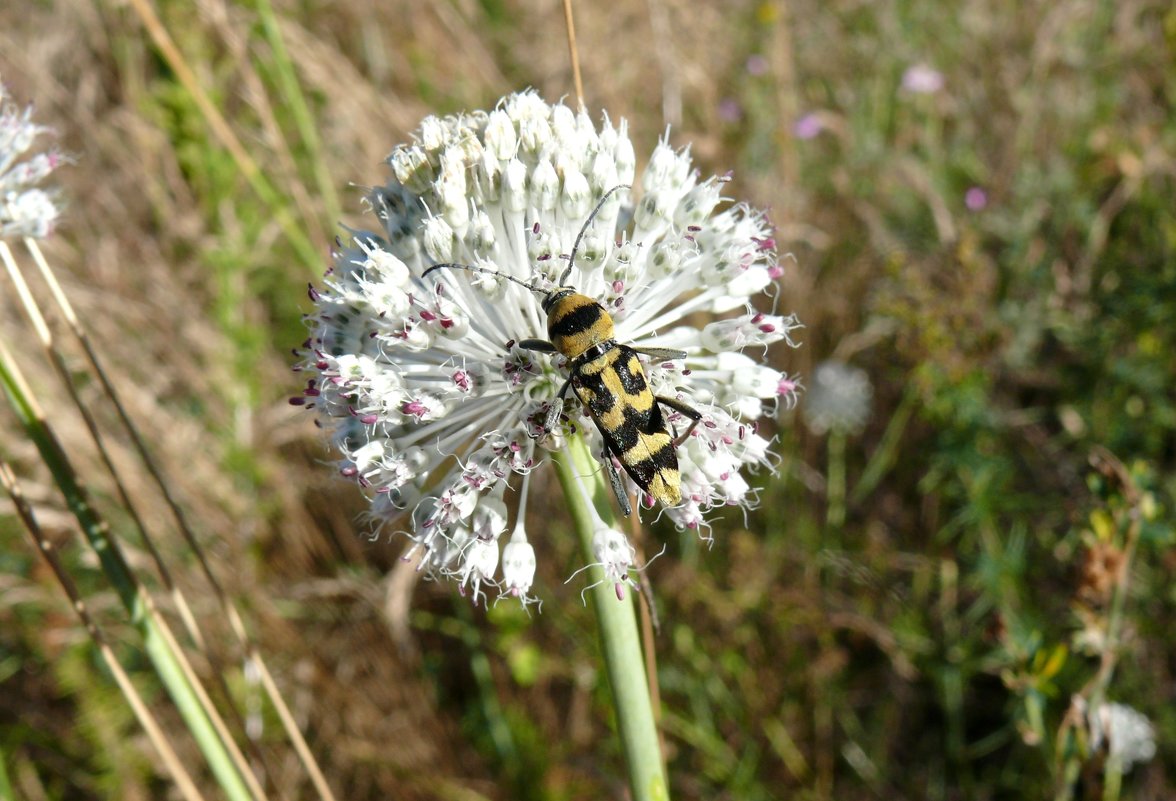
left=294, top=91, right=801, bottom=604
left=0, top=84, right=63, bottom=239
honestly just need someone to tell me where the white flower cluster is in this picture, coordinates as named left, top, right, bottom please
left=295, top=91, right=801, bottom=604
left=1092, top=702, right=1156, bottom=771
left=0, top=84, right=63, bottom=239
left=803, top=360, right=872, bottom=435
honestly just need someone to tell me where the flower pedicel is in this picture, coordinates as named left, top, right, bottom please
left=294, top=91, right=801, bottom=604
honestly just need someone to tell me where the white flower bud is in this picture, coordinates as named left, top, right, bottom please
left=674, top=182, right=723, bottom=228
left=613, top=122, right=636, bottom=185
left=502, top=158, right=529, bottom=213
left=589, top=150, right=618, bottom=195
left=516, top=108, right=553, bottom=155
left=471, top=496, right=509, bottom=541
left=722, top=265, right=772, bottom=301
left=551, top=103, right=577, bottom=148
left=422, top=215, right=455, bottom=262
left=631, top=192, right=658, bottom=232
left=457, top=537, right=500, bottom=604
left=648, top=239, right=684, bottom=279
left=592, top=527, right=636, bottom=587
left=351, top=439, right=387, bottom=472
left=718, top=352, right=784, bottom=398
left=484, top=109, right=517, bottom=161
left=560, top=166, right=592, bottom=220
left=438, top=149, right=470, bottom=233
left=363, top=247, right=411, bottom=288
left=389, top=145, right=434, bottom=194
left=502, top=537, right=537, bottom=597
left=473, top=148, right=502, bottom=205
left=732, top=394, right=765, bottom=420
left=530, top=159, right=559, bottom=211
left=575, top=229, right=610, bottom=272
left=367, top=367, right=406, bottom=401
left=643, top=141, right=680, bottom=193
left=465, top=209, right=498, bottom=256
left=417, top=115, right=447, bottom=152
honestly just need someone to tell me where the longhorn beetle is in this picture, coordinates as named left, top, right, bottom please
left=423, top=185, right=702, bottom=517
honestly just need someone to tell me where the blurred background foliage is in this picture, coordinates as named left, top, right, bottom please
left=1, top=0, right=1174, bottom=798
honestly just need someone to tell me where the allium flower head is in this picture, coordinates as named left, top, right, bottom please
left=803, top=361, right=871, bottom=435
left=1091, top=702, right=1156, bottom=771
left=0, top=84, right=64, bottom=239
left=294, top=91, right=801, bottom=604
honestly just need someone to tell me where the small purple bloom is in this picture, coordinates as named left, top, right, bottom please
left=901, top=63, right=944, bottom=94
left=793, top=113, right=824, bottom=140
left=718, top=97, right=743, bottom=122
left=964, top=186, right=988, bottom=211
left=745, top=54, right=769, bottom=76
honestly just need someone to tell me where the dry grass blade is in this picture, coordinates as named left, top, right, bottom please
left=2, top=240, right=205, bottom=650
left=0, top=461, right=207, bottom=801
left=562, top=0, right=586, bottom=108
left=0, top=329, right=262, bottom=801
left=3, top=239, right=273, bottom=797
left=23, top=235, right=340, bottom=801
left=123, top=0, right=319, bottom=270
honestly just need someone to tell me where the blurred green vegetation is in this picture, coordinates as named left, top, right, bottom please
left=0, top=0, right=1173, bottom=799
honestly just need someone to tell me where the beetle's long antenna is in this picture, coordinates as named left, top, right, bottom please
left=423, top=263, right=547, bottom=296
left=561, top=184, right=631, bottom=285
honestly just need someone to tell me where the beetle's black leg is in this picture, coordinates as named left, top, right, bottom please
left=603, top=451, right=633, bottom=517
left=656, top=395, right=703, bottom=447
left=634, top=346, right=687, bottom=362
left=541, top=377, right=574, bottom=434
left=519, top=338, right=558, bottom=353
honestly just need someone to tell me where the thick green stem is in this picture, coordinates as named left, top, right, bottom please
left=552, top=434, right=669, bottom=801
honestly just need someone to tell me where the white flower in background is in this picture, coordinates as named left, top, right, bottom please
left=901, top=63, right=945, bottom=95
left=803, top=361, right=871, bottom=435
left=294, top=91, right=801, bottom=604
left=0, top=84, right=63, bottom=239
left=1091, top=702, right=1156, bottom=771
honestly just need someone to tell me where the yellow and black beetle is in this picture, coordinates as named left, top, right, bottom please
left=423, top=186, right=701, bottom=516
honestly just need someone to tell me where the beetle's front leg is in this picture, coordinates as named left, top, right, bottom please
left=543, top=377, right=573, bottom=434
left=518, top=338, right=557, bottom=353
left=516, top=338, right=568, bottom=435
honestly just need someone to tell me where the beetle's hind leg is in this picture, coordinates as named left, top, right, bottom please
left=601, top=450, right=633, bottom=517
left=657, top=395, right=703, bottom=447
